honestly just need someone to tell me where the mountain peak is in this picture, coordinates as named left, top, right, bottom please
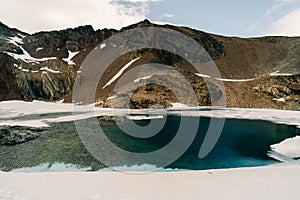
left=0, top=21, right=12, bottom=31
left=141, top=19, right=152, bottom=24
left=0, top=21, right=28, bottom=37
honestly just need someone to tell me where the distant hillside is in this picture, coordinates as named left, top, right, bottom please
left=0, top=20, right=299, bottom=110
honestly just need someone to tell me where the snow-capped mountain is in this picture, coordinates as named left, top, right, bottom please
left=0, top=20, right=299, bottom=110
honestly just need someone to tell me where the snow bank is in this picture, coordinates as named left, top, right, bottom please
left=126, top=115, right=164, bottom=120
left=270, top=136, right=300, bottom=159
left=0, top=101, right=300, bottom=128
left=12, top=163, right=92, bottom=173
left=170, top=106, right=300, bottom=128
left=0, top=165, right=300, bottom=200
left=12, top=163, right=178, bottom=173
left=170, top=102, right=193, bottom=109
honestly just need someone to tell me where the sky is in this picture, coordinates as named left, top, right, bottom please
left=0, top=0, right=300, bottom=37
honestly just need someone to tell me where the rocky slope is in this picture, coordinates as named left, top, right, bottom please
left=0, top=20, right=299, bottom=110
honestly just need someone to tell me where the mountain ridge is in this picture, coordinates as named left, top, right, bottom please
left=0, top=20, right=299, bottom=110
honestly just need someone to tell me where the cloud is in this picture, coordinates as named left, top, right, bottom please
left=264, top=8, right=300, bottom=36
left=0, top=0, right=162, bottom=33
left=116, top=0, right=163, bottom=2
left=162, top=13, right=174, bottom=18
left=266, top=0, right=296, bottom=16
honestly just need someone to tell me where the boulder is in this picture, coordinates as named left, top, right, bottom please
left=0, top=126, right=47, bottom=145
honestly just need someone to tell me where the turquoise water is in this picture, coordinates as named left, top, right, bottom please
left=101, top=116, right=300, bottom=170
left=1, top=115, right=299, bottom=172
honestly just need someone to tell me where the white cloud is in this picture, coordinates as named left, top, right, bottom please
left=117, top=0, right=163, bottom=2
left=264, top=8, right=300, bottom=36
left=266, top=0, right=296, bottom=16
left=0, top=0, right=161, bottom=33
left=162, top=13, right=174, bottom=18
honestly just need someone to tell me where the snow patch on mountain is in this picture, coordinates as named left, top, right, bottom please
left=270, top=71, right=293, bottom=76
left=195, top=73, right=211, bottom=78
left=7, top=36, right=23, bottom=46
left=62, top=50, right=80, bottom=65
left=273, top=97, right=286, bottom=102
left=35, top=47, right=43, bottom=52
left=194, top=73, right=254, bottom=82
left=40, top=67, right=61, bottom=74
left=134, top=75, right=152, bottom=82
left=107, top=95, right=117, bottom=101
left=5, top=44, right=56, bottom=64
left=100, top=43, right=106, bottom=49
left=17, top=34, right=26, bottom=38
left=102, top=57, right=141, bottom=89
left=215, top=78, right=255, bottom=82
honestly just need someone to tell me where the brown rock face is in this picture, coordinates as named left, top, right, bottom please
left=0, top=20, right=299, bottom=110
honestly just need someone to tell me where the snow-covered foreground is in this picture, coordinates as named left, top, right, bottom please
left=0, top=165, right=299, bottom=200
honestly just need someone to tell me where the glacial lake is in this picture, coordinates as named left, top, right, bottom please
left=1, top=113, right=299, bottom=172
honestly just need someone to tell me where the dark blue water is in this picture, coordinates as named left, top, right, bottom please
left=102, top=116, right=300, bottom=170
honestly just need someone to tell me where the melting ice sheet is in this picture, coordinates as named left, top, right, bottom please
left=0, top=101, right=299, bottom=164
left=11, top=163, right=92, bottom=173
left=11, top=163, right=180, bottom=173
left=268, top=136, right=300, bottom=163
left=0, top=100, right=299, bottom=128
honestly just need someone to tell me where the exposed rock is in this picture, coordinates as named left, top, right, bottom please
left=0, top=20, right=300, bottom=110
left=0, top=126, right=47, bottom=145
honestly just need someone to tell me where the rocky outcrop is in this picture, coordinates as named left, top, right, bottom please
left=0, top=126, right=47, bottom=145
left=252, top=74, right=300, bottom=109
left=0, top=22, right=118, bottom=102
